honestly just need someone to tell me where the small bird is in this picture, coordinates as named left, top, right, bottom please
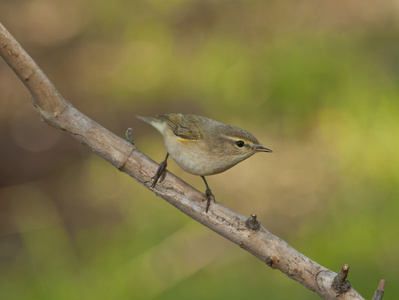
left=138, top=113, right=272, bottom=212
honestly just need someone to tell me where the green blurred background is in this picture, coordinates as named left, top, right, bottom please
left=1, top=0, right=398, bottom=299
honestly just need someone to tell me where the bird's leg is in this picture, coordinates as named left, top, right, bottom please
left=201, top=176, right=215, bottom=213
left=151, top=153, right=169, bottom=188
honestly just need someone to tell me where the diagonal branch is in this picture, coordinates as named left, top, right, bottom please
left=0, top=22, right=373, bottom=300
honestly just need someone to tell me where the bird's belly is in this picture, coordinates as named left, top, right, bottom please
left=170, top=151, right=232, bottom=176
left=164, top=140, right=233, bottom=176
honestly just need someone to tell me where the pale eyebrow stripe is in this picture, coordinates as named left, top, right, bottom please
left=220, top=134, right=246, bottom=142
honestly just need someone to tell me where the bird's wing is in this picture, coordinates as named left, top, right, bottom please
left=160, top=114, right=203, bottom=140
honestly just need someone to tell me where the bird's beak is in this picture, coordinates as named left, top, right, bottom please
left=254, top=145, right=273, bottom=153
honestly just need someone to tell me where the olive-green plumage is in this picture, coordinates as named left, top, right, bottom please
left=138, top=113, right=272, bottom=212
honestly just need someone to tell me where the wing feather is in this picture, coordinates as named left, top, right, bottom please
left=159, top=114, right=203, bottom=140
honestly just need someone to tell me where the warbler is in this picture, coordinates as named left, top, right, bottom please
left=138, top=113, right=272, bottom=212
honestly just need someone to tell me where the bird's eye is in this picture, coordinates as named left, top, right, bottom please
left=235, top=140, right=245, bottom=148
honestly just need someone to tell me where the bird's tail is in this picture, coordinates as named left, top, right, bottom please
left=137, top=116, right=164, bottom=133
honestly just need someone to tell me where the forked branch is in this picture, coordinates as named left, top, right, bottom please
left=0, top=23, right=382, bottom=300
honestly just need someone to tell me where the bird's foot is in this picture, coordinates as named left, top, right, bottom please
left=151, top=153, right=169, bottom=188
left=203, top=187, right=215, bottom=213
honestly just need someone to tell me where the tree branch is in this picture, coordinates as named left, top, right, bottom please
left=0, top=22, right=380, bottom=300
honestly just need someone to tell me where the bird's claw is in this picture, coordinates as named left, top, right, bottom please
left=203, top=187, right=215, bottom=213
left=151, top=154, right=169, bottom=188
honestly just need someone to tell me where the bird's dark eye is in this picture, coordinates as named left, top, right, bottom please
left=235, top=140, right=245, bottom=148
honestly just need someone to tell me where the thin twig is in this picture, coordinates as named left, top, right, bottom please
left=332, top=264, right=351, bottom=294
left=372, top=279, right=386, bottom=300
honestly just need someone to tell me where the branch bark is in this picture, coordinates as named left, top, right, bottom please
left=0, top=23, right=375, bottom=300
